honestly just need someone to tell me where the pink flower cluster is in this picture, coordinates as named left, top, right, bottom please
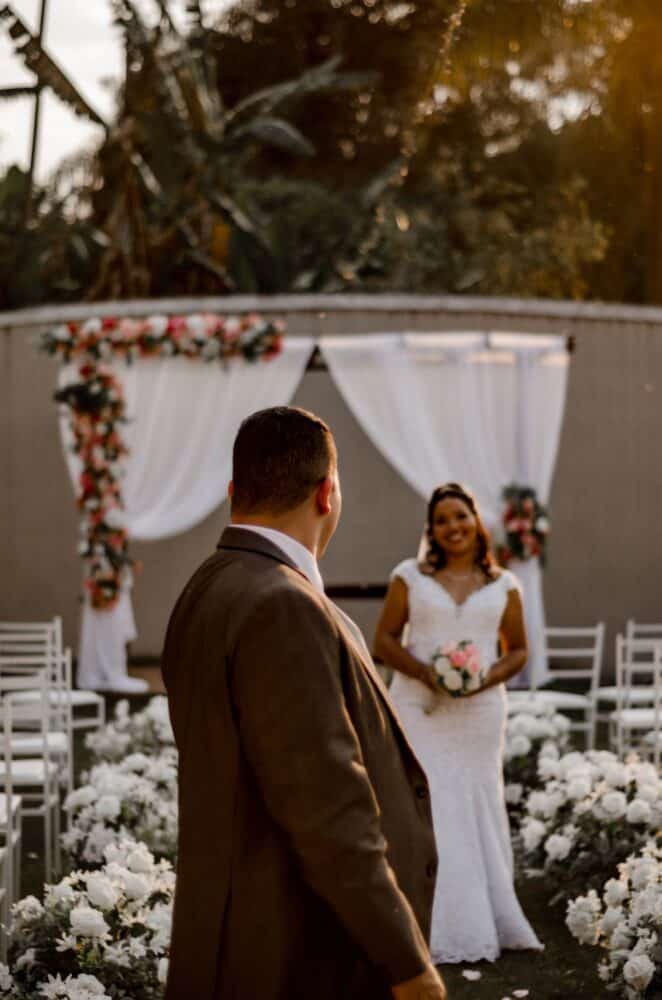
left=434, top=640, right=484, bottom=696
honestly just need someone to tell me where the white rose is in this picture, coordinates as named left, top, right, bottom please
left=104, top=508, right=125, bottom=530
left=85, top=874, right=118, bottom=911
left=626, top=798, right=652, bottom=825
left=95, top=795, right=121, bottom=821
left=186, top=314, right=206, bottom=339
left=441, top=669, right=462, bottom=692
left=82, top=318, right=102, bottom=334
left=71, top=973, right=109, bottom=995
left=603, top=763, right=628, bottom=788
left=600, top=790, right=628, bottom=820
left=65, top=786, right=98, bottom=811
left=566, top=892, right=601, bottom=945
left=623, top=953, right=655, bottom=991
left=505, top=784, right=523, bottom=805
left=610, top=921, right=634, bottom=950
left=122, top=871, right=151, bottom=901
left=509, top=734, right=532, bottom=758
left=604, top=878, right=629, bottom=907
left=522, top=818, right=547, bottom=852
left=45, top=881, right=76, bottom=906
left=70, top=905, right=110, bottom=938
left=537, top=756, right=560, bottom=781
left=545, top=834, right=573, bottom=862
left=567, top=776, right=592, bottom=800
left=637, top=782, right=659, bottom=804
left=630, top=857, right=659, bottom=891
left=13, top=895, right=44, bottom=921
left=539, top=740, right=560, bottom=760
left=147, top=314, right=169, bottom=337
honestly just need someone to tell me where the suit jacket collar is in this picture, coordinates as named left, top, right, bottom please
left=217, top=526, right=309, bottom=579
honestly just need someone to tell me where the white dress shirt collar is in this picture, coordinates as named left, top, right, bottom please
left=231, top=524, right=325, bottom=593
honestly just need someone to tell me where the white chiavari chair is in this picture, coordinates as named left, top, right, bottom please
left=508, top=624, right=605, bottom=748
left=0, top=619, right=105, bottom=733
left=609, top=635, right=662, bottom=758
left=0, top=699, right=22, bottom=960
left=0, top=672, right=60, bottom=881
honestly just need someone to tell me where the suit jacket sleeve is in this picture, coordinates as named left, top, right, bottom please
left=230, top=584, right=431, bottom=986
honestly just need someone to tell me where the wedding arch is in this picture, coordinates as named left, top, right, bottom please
left=42, top=313, right=570, bottom=690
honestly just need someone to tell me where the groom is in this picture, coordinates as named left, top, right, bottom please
left=162, top=406, right=447, bottom=1000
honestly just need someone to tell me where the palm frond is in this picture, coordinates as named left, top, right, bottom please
left=227, top=116, right=315, bottom=158
left=0, top=5, right=106, bottom=126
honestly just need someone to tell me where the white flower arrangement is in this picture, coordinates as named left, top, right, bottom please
left=85, top=698, right=175, bottom=764
left=520, top=750, right=662, bottom=897
left=567, top=842, right=662, bottom=998
left=503, top=706, right=571, bottom=825
left=63, top=751, right=178, bottom=867
left=6, top=841, right=174, bottom=999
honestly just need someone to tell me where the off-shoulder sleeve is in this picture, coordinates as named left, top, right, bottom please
left=389, top=558, right=419, bottom=588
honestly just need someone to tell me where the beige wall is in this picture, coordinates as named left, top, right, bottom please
left=2, top=295, right=662, bottom=674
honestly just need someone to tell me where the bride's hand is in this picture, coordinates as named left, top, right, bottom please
left=417, top=664, right=441, bottom=695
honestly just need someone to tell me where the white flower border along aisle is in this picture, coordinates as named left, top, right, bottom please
left=520, top=750, right=662, bottom=901
left=85, top=698, right=174, bottom=764
left=63, top=752, right=178, bottom=869
left=567, top=842, right=662, bottom=998
left=1, top=839, right=173, bottom=1000
left=503, top=705, right=571, bottom=826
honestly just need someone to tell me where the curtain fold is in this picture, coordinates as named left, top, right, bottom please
left=60, top=339, right=314, bottom=688
left=321, top=332, right=569, bottom=688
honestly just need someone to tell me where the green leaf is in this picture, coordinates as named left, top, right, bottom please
left=229, top=116, right=316, bottom=158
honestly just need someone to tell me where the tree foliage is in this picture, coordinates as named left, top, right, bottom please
left=4, top=0, right=660, bottom=305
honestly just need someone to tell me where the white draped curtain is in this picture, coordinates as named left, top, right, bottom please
left=60, top=338, right=314, bottom=688
left=321, top=332, right=569, bottom=688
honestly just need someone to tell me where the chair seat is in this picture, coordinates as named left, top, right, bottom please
left=0, top=732, right=68, bottom=755
left=609, top=707, right=660, bottom=728
left=0, top=758, right=59, bottom=785
left=508, top=690, right=590, bottom=711
left=594, top=686, right=655, bottom=705
left=11, top=689, right=103, bottom=708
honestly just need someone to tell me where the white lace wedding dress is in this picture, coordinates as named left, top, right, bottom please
left=389, top=559, right=543, bottom=965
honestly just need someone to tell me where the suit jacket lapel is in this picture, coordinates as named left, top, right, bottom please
left=325, top=600, right=417, bottom=755
left=217, top=526, right=310, bottom=584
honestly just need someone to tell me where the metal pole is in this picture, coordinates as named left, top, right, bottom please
left=25, top=0, right=50, bottom=221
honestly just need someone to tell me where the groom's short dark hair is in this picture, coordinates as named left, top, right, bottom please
left=232, top=407, right=337, bottom=514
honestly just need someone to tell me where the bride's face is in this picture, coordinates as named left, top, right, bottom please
left=431, top=496, right=478, bottom=559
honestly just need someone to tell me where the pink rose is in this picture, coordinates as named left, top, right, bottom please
left=441, top=642, right=456, bottom=656
left=450, top=649, right=469, bottom=668
left=467, top=655, right=481, bottom=674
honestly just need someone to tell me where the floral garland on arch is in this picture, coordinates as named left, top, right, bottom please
left=497, top=483, right=550, bottom=568
left=40, top=314, right=284, bottom=609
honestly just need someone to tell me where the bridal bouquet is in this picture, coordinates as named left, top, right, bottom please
left=431, top=640, right=484, bottom=697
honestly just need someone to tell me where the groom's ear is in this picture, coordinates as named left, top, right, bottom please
left=227, top=481, right=234, bottom=503
left=315, top=477, right=334, bottom=515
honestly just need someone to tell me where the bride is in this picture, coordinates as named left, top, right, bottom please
left=374, top=482, right=542, bottom=965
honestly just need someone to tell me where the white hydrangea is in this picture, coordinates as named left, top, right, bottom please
left=626, top=799, right=652, bottom=826
left=521, top=818, right=547, bottom=852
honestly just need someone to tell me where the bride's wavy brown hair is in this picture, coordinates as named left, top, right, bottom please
left=420, top=482, right=498, bottom=580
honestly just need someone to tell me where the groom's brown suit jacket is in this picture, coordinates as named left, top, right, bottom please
left=161, top=527, right=437, bottom=1000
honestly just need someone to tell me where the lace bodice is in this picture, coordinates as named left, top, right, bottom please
left=391, top=558, right=521, bottom=679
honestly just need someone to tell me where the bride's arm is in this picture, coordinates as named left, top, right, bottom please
left=475, top=587, right=528, bottom=693
left=374, top=578, right=439, bottom=693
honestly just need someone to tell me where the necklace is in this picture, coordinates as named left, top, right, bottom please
left=442, top=569, right=476, bottom=581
